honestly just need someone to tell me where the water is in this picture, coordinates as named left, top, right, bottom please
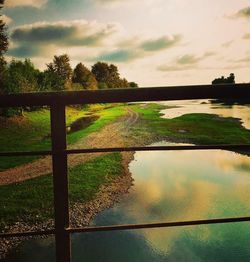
left=161, top=99, right=250, bottom=129
left=2, top=101, right=250, bottom=261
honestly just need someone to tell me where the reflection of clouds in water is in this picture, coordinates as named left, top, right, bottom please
left=161, top=100, right=250, bottom=129
left=127, top=149, right=250, bottom=253
left=134, top=181, right=219, bottom=253
left=213, top=150, right=250, bottom=175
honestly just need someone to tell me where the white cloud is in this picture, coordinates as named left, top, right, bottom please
left=158, top=52, right=216, bottom=72
left=5, top=0, right=48, bottom=8
left=2, top=14, right=12, bottom=24
left=9, top=20, right=120, bottom=57
left=243, top=33, right=250, bottom=40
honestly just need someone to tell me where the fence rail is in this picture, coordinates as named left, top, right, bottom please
left=0, top=83, right=250, bottom=107
left=1, top=83, right=250, bottom=262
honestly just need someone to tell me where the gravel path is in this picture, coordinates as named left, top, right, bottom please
left=0, top=108, right=139, bottom=185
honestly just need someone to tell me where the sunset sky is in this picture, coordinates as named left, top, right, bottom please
left=2, top=0, right=250, bottom=86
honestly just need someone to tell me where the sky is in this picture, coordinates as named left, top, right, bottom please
left=2, top=0, right=250, bottom=87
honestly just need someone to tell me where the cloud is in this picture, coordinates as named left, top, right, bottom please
left=5, top=0, right=48, bottom=8
left=203, top=51, right=217, bottom=57
left=1, top=15, right=12, bottom=24
left=222, top=40, right=233, bottom=48
left=9, top=20, right=119, bottom=57
left=157, top=64, right=194, bottom=72
left=93, top=34, right=182, bottom=62
left=140, top=35, right=182, bottom=51
left=175, top=54, right=201, bottom=65
left=93, top=0, right=162, bottom=7
left=93, top=49, right=144, bottom=62
left=236, top=6, right=250, bottom=19
left=93, top=0, right=136, bottom=6
left=229, top=6, right=250, bottom=20
left=8, top=45, right=46, bottom=58
left=235, top=56, right=250, bottom=63
left=158, top=52, right=216, bottom=72
left=243, top=33, right=250, bottom=39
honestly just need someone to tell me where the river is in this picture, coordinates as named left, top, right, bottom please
left=2, top=100, right=250, bottom=261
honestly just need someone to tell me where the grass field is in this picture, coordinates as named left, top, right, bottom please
left=0, top=104, right=126, bottom=171
left=131, top=103, right=250, bottom=145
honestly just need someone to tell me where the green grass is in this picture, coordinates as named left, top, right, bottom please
left=67, top=104, right=126, bottom=144
left=0, top=105, right=126, bottom=171
left=0, top=153, right=123, bottom=231
left=131, top=103, right=250, bottom=144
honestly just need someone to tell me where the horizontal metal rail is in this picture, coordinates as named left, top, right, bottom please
left=0, top=144, right=250, bottom=157
left=68, top=216, right=250, bottom=233
left=1, top=216, right=250, bottom=239
left=0, top=229, right=55, bottom=238
left=0, top=84, right=249, bottom=107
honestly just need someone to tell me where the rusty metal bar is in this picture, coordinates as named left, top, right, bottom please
left=1, top=216, right=250, bottom=239
left=0, top=84, right=249, bottom=107
left=68, top=216, right=250, bottom=234
left=50, top=104, right=71, bottom=262
left=0, top=144, right=249, bottom=157
left=0, top=229, right=55, bottom=238
left=65, top=144, right=250, bottom=154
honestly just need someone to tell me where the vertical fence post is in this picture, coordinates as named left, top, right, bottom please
left=50, top=103, right=71, bottom=262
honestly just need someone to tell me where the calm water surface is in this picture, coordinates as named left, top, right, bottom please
left=161, top=99, right=250, bottom=129
left=2, top=101, right=250, bottom=262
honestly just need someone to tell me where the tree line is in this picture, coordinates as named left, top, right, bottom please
left=212, top=73, right=235, bottom=85
left=0, top=55, right=138, bottom=116
left=1, top=55, right=138, bottom=95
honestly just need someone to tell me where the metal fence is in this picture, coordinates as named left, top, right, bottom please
left=1, top=83, right=250, bottom=262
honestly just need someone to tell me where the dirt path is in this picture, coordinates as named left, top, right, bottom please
left=0, top=108, right=139, bottom=185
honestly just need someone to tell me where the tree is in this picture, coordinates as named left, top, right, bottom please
left=91, top=61, right=131, bottom=89
left=0, top=0, right=8, bottom=93
left=212, top=73, right=235, bottom=85
left=4, top=59, right=40, bottom=94
left=1, top=59, right=39, bottom=116
left=72, top=63, right=97, bottom=90
left=46, top=54, right=72, bottom=90
left=91, top=62, right=111, bottom=87
left=129, top=82, right=138, bottom=88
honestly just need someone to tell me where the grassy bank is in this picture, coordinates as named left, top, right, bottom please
left=0, top=153, right=123, bottom=231
left=0, top=104, right=126, bottom=171
left=1, top=102, right=250, bottom=231
left=131, top=103, right=250, bottom=144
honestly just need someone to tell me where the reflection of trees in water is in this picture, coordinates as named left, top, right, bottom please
left=210, top=99, right=250, bottom=107
left=72, top=230, right=166, bottom=262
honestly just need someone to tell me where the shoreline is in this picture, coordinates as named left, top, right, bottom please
left=0, top=151, right=135, bottom=259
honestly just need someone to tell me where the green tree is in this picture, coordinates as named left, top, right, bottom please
left=46, top=54, right=72, bottom=90
left=0, top=0, right=8, bottom=93
left=91, top=62, right=110, bottom=87
left=72, top=63, right=97, bottom=90
left=91, top=61, right=131, bottom=89
left=1, top=59, right=39, bottom=116
left=212, top=73, right=235, bottom=85
left=129, top=82, right=138, bottom=88
left=107, top=64, right=120, bottom=88
left=4, top=59, right=40, bottom=94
